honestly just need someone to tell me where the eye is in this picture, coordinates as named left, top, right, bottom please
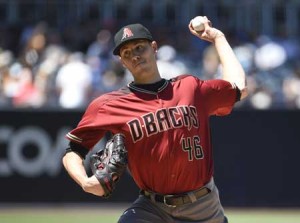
left=135, top=44, right=145, bottom=53
left=122, top=50, right=131, bottom=58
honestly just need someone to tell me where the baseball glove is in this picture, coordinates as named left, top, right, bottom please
left=90, top=133, right=128, bottom=198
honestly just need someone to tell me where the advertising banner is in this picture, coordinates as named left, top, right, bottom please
left=1, top=109, right=299, bottom=207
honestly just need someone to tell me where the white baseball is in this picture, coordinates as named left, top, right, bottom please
left=191, top=16, right=205, bottom=32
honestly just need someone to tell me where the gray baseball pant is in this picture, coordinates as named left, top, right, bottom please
left=118, top=178, right=228, bottom=223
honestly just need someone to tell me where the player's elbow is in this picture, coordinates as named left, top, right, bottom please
left=239, top=87, right=248, bottom=100
left=234, top=77, right=248, bottom=101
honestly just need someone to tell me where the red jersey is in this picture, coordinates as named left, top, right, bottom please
left=66, top=75, right=238, bottom=194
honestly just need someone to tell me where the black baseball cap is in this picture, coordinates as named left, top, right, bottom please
left=113, top=23, right=154, bottom=56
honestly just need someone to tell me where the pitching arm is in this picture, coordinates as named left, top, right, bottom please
left=214, top=34, right=248, bottom=100
left=189, top=16, right=248, bottom=100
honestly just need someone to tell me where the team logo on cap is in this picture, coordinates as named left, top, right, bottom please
left=121, top=28, right=134, bottom=40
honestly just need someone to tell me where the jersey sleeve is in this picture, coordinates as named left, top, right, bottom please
left=66, top=97, right=108, bottom=150
left=199, top=79, right=239, bottom=116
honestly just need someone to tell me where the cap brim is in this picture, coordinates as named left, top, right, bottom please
left=113, top=37, right=153, bottom=56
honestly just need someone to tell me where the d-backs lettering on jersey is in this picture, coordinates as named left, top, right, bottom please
left=127, top=105, right=199, bottom=143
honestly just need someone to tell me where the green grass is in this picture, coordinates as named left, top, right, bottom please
left=226, top=208, right=300, bottom=223
left=0, top=205, right=121, bottom=223
left=0, top=205, right=300, bottom=223
left=0, top=214, right=118, bottom=223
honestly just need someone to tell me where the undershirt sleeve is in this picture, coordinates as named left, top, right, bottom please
left=64, top=141, right=89, bottom=159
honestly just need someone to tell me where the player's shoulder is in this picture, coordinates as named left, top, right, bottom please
left=89, top=86, right=132, bottom=107
left=169, top=74, right=203, bottom=83
left=169, top=74, right=234, bottom=90
left=169, top=74, right=235, bottom=86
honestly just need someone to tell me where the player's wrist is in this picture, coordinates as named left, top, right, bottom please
left=80, top=177, right=90, bottom=191
left=81, top=176, right=105, bottom=196
left=212, top=30, right=225, bottom=43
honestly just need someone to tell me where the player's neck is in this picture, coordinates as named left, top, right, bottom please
left=133, top=71, right=162, bottom=84
left=130, top=78, right=167, bottom=93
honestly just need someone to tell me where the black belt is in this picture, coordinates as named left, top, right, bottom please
left=141, top=187, right=211, bottom=207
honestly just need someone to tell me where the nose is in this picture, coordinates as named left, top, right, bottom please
left=132, top=55, right=140, bottom=60
left=131, top=52, right=141, bottom=62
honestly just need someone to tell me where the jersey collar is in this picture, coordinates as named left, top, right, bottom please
left=128, top=79, right=169, bottom=95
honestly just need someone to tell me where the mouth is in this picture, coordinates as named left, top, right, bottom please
left=134, top=61, right=145, bottom=68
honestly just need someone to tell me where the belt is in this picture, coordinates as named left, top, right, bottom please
left=141, top=187, right=211, bottom=207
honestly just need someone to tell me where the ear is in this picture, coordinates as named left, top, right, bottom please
left=151, top=41, right=158, bottom=53
left=119, top=57, right=127, bottom=69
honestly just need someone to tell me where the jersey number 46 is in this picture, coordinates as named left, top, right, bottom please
left=181, top=135, right=204, bottom=161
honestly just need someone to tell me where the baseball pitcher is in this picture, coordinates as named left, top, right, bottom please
left=62, top=16, right=248, bottom=223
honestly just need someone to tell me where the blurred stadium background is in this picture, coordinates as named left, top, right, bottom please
left=1, top=0, right=300, bottom=222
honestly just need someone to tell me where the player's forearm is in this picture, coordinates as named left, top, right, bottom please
left=62, top=152, right=105, bottom=196
left=62, top=152, right=88, bottom=187
left=214, top=35, right=248, bottom=99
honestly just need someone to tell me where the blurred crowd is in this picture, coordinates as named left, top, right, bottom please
left=0, top=20, right=299, bottom=110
